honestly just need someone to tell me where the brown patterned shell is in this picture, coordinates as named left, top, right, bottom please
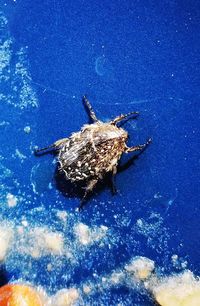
left=58, top=122, right=128, bottom=182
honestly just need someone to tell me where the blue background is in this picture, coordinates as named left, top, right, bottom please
left=0, top=0, right=200, bottom=304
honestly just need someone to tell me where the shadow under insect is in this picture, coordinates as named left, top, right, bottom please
left=54, top=148, right=147, bottom=203
left=35, top=95, right=151, bottom=210
left=54, top=165, right=87, bottom=200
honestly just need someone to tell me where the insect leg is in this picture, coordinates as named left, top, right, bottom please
left=79, top=178, right=98, bottom=211
left=82, top=95, right=99, bottom=122
left=111, top=111, right=139, bottom=125
left=125, top=137, right=152, bottom=153
left=34, top=137, right=69, bottom=154
left=111, top=166, right=117, bottom=194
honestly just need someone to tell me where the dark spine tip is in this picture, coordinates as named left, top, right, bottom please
left=82, top=95, right=87, bottom=101
left=132, top=111, right=139, bottom=118
left=34, top=147, right=40, bottom=156
left=147, top=137, right=153, bottom=144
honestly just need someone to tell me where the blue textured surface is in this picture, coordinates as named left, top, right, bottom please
left=0, top=0, right=200, bottom=304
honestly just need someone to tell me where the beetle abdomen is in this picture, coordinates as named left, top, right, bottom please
left=58, top=136, right=125, bottom=182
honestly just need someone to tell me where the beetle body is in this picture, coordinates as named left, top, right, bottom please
left=58, top=122, right=128, bottom=182
left=35, top=96, right=151, bottom=209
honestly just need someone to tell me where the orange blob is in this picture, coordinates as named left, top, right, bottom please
left=0, top=284, right=43, bottom=306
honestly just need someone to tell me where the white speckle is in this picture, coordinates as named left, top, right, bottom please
left=24, top=126, right=31, bottom=133
left=15, top=48, right=39, bottom=109
left=136, top=218, right=143, bottom=227
left=110, top=271, right=124, bottom=284
left=0, top=38, right=12, bottom=78
left=21, top=220, right=28, bottom=227
left=171, top=254, right=178, bottom=262
left=6, top=193, right=18, bottom=207
left=74, top=223, right=90, bottom=245
left=48, top=183, right=53, bottom=189
left=0, top=33, right=39, bottom=109
left=82, top=284, right=92, bottom=294
left=181, top=261, right=188, bottom=269
left=154, top=192, right=162, bottom=199
left=0, top=121, right=9, bottom=127
left=56, top=210, right=68, bottom=222
left=47, top=263, right=53, bottom=272
left=15, top=148, right=26, bottom=161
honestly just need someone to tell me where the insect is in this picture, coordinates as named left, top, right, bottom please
left=35, top=96, right=152, bottom=210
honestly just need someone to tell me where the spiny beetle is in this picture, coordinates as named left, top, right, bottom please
left=35, top=96, right=152, bottom=210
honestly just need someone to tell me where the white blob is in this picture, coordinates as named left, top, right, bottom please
left=21, top=220, right=28, bottom=227
left=125, top=256, right=155, bottom=280
left=151, top=270, right=200, bottom=306
left=56, top=210, right=68, bottom=223
left=109, top=271, right=124, bottom=285
left=74, top=223, right=108, bottom=246
left=20, top=227, right=64, bottom=258
left=51, top=288, right=79, bottom=306
left=82, top=284, right=92, bottom=294
left=24, top=126, right=31, bottom=134
left=0, top=225, right=13, bottom=261
left=6, top=193, right=18, bottom=207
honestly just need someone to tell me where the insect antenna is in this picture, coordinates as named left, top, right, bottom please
left=34, top=143, right=57, bottom=155
left=82, top=95, right=99, bottom=122
left=34, top=137, right=69, bottom=155
left=111, top=111, right=139, bottom=125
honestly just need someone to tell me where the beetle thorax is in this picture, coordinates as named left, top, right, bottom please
left=82, top=122, right=128, bottom=142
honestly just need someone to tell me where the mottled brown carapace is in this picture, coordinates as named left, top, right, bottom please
left=35, top=96, right=151, bottom=210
